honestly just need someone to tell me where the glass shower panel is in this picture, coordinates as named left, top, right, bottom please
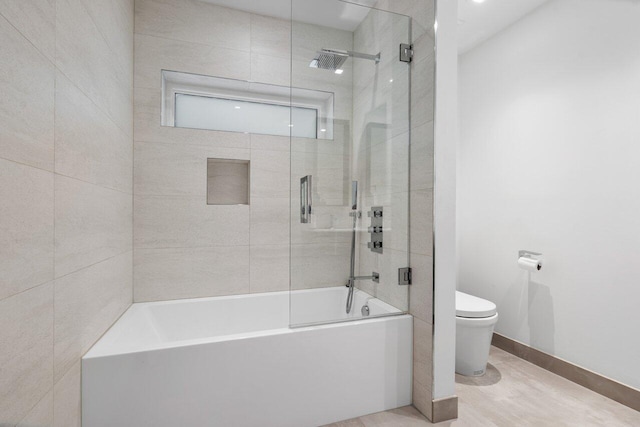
left=290, top=1, right=411, bottom=327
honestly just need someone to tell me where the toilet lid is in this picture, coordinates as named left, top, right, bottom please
left=456, top=291, right=497, bottom=318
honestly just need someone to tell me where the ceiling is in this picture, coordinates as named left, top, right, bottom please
left=458, top=0, right=550, bottom=54
left=199, top=0, right=549, bottom=53
left=201, top=0, right=377, bottom=32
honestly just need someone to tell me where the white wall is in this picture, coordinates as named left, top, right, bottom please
left=433, top=0, right=458, bottom=400
left=458, top=0, right=640, bottom=390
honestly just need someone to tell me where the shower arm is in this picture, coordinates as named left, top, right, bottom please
left=320, top=48, right=381, bottom=64
left=347, top=50, right=381, bottom=63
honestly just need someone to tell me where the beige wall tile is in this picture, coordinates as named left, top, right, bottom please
left=56, top=0, right=132, bottom=135
left=315, top=172, right=350, bottom=205
left=352, top=55, right=398, bottom=102
left=250, top=134, right=289, bottom=152
left=376, top=247, right=409, bottom=311
left=17, top=389, right=53, bottom=427
left=134, top=246, right=250, bottom=302
left=0, top=159, right=54, bottom=300
left=290, top=243, right=350, bottom=290
left=55, top=72, right=133, bottom=193
left=53, top=360, right=80, bottom=427
left=291, top=151, right=346, bottom=177
left=0, top=14, right=54, bottom=170
left=291, top=21, right=352, bottom=64
left=54, top=252, right=132, bottom=382
left=251, top=14, right=290, bottom=59
left=0, top=0, right=55, bottom=61
left=134, top=33, right=250, bottom=90
left=409, top=190, right=433, bottom=256
left=0, top=0, right=134, bottom=423
left=412, top=31, right=435, bottom=65
left=134, top=140, right=249, bottom=197
left=56, top=0, right=133, bottom=134
left=409, top=254, right=433, bottom=323
left=251, top=53, right=291, bottom=86
left=55, top=176, right=132, bottom=278
left=291, top=59, right=353, bottom=121
left=412, top=376, right=433, bottom=422
left=0, top=283, right=53, bottom=424
left=134, top=195, right=249, bottom=248
left=410, top=55, right=435, bottom=128
left=290, top=130, right=350, bottom=155
left=250, top=197, right=290, bottom=246
left=413, top=316, right=433, bottom=390
left=410, top=121, right=434, bottom=191
left=290, top=205, right=352, bottom=246
left=250, top=245, right=290, bottom=293
left=354, top=242, right=377, bottom=296
left=134, top=87, right=251, bottom=149
left=135, top=0, right=250, bottom=51
left=378, top=192, right=409, bottom=253
left=432, top=396, right=458, bottom=424
left=251, top=149, right=290, bottom=199
left=80, top=0, right=134, bottom=73
left=375, top=0, right=434, bottom=42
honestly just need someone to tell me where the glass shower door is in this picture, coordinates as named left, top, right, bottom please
left=289, top=0, right=412, bottom=327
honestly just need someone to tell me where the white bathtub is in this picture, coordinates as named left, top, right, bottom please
left=82, top=287, right=412, bottom=427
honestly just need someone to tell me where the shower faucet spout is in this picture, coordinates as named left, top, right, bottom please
left=349, top=272, right=380, bottom=283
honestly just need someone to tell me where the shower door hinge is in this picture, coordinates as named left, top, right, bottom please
left=398, top=267, right=412, bottom=286
left=399, top=43, right=413, bottom=63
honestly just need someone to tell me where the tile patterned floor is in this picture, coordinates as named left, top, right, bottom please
left=324, top=346, right=640, bottom=426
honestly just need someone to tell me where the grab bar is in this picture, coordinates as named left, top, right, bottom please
left=300, top=175, right=312, bottom=223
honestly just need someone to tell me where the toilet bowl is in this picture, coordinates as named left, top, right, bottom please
left=455, top=291, right=498, bottom=376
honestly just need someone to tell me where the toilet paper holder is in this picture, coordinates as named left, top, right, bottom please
left=518, top=250, right=542, bottom=271
left=518, top=250, right=542, bottom=259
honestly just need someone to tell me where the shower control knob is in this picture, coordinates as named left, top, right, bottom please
left=368, top=226, right=382, bottom=233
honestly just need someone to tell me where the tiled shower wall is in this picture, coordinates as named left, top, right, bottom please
left=289, top=21, right=354, bottom=292
left=351, top=7, right=412, bottom=313
left=371, top=0, right=437, bottom=420
left=133, top=0, right=354, bottom=301
left=0, top=0, right=134, bottom=425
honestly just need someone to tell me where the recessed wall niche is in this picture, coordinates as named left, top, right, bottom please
left=206, top=159, right=250, bottom=205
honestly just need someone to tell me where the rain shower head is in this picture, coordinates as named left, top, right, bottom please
left=309, top=48, right=380, bottom=73
left=309, top=49, right=349, bottom=72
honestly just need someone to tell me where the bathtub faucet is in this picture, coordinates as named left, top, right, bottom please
left=345, top=272, right=380, bottom=314
left=347, top=273, right=380, bottom=284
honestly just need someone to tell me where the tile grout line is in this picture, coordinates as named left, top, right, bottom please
left=134, top=30, right=252, bottom=54
left=132, top=0, right=136, bottom=307
left=53, top=250, right=134, bottom=283
left=67, top=0, right=133, bottom=137
left=52, top=0, right=58, bottom=421
left=54, top=171, right=133, bottom=196
left=0, top=9, right=54, bottom=67
left=55, top=65, right=133, bottom=144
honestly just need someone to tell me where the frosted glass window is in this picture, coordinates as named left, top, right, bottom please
left=174, top=94, right=317, bottom=138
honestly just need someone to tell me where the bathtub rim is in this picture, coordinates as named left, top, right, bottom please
left=84, top=288, right=410, bottom=360
left=84, top=313, right=412, bottom=360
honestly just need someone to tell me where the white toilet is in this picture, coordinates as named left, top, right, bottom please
left=455, top=291, right=499, bottom=376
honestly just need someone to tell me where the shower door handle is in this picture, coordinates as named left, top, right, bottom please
left=300, top=175, right=312, bottom=223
